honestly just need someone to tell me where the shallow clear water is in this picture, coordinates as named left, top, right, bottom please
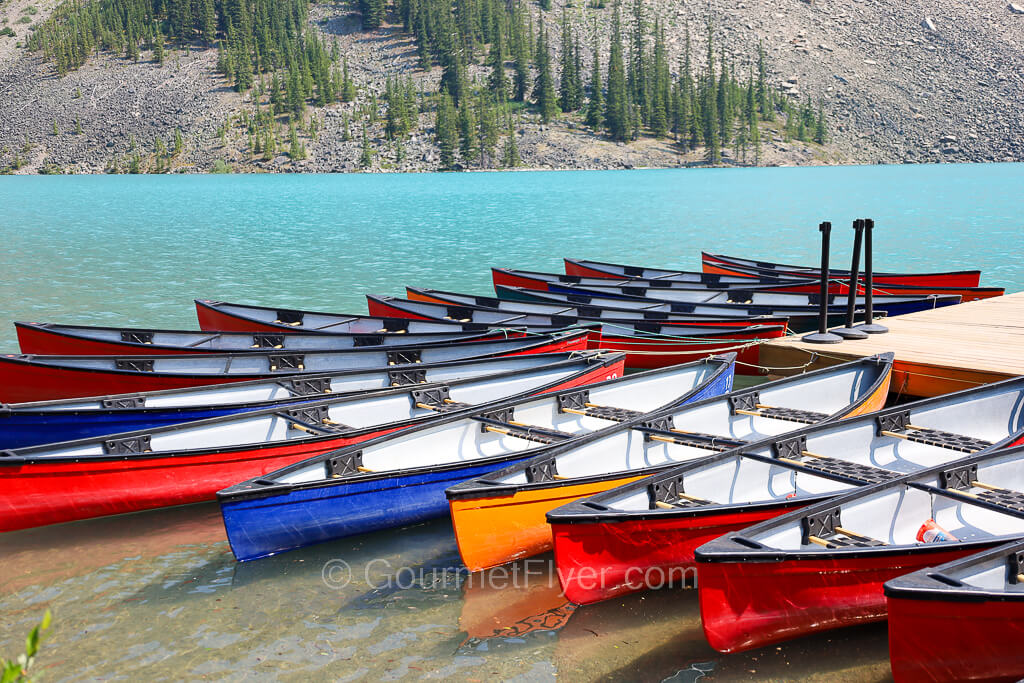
left=1, top=164, right=1021, bottom=681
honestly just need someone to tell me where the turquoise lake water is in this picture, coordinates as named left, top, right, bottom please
left=1, top=163, right=1022, bottom=350
left=0, top=163, right=1022, bottom=682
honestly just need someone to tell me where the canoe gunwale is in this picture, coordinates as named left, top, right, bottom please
left=0, top=352, right=625, bottom=465
left=694, top=444, right=1024, bottom=564
left=0, top=330, right=591, bottom=382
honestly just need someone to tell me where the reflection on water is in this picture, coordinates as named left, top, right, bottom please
left=0, top=503, right=890, bottom=681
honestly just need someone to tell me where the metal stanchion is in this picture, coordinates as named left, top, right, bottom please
left=835, top=219, right=869, bottom=340
left=802, top=222, right=844, bottom=344
left=855, top=218, right=889, bottom=334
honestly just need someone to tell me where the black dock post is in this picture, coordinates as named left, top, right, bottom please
left=855, top=218, right=889, bottom=334
left=834, top=219, right=869, bottom=340
left=802, top=221, right=844, bottom=344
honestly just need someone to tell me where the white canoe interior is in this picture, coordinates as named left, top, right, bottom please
left=905, top=541, right=1024, bottom=594
left=482, top=360, right=885, bottom=486
left=203, top=301, right=474, bottom=333
left=380, top=298, right=769, bottom=337
left=265, top=361, right=725, bottom=486
left=32, top=324, right=484, bottom=351
left=377, top=298, right=540, bottom=325
left=752, top=452, right=1024, bottom=551
left=595, top=378, right=1024, bottom=514
left=12, top=354, right=595, bottom=412
left=15, top=334, right=577, bottom=376
left=412, top=290, right=723, bottom=322
left=12, top=357, right=618, bottom=458
left=505, top=289, right=812, bottom=318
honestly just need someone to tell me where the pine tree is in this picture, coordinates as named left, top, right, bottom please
left=341, top=57, right=356, bottom=102
left=757, top=40, right=773, bottom=121
left=533, top=25, right=557, bottom=123
left=604, top=2, right=629, bottom=141
left=814, top=99, right=827, bottom=144
left=585, top=35, right=603, bottom=129
left=458, top=103, right=478, bottom=163
left=502, top=119, right=520, bottom=167
left=173, top=128, right=183, bottom=156
left=476, top=92, right=498, bottom=166
left=629, top=0, right=648, bottom=124
left=153, top=29, right=164, bottom=65
left=359, top=124, right=374, bottom=168
left=716, top=51, right=730, bottom=151
left=487, top=26, right=508, bottom=101
left=361, top=0, right=385, bottom=29
left=746, top=75, right=761, bottom=165
left=52, top=119, right=59, bottom=136
left=511, top=5, right=530, bottom=101
left=558, top=13, right=579, bottom=113
left=435, top=89, right=458, bottom=169
left=702, top=21, right=719, bottom=164
left=648, top=20, right=668, bottom=138
left=289, top=120, right=307, bottom=160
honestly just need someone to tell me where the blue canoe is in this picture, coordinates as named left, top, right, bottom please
left=217, top=354, right=736, bottom=562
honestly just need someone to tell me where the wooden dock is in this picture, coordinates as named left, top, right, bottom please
left=760, top=291, right=1024, bottom=398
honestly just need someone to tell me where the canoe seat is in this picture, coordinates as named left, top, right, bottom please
left=645, top=433, right=738, bottom=453
left=484, top=423, right=575, bottom=444
left=753, top=406, right=829, bottom=425
left=780, top=454, right=895, bottom=485
left=810, top=531, right=887, bottom=549
left=902, top=427, right=993, bottom=454
left=653, top=496, right=711, bottom=510
left=975, top=487, right=1024, bottom=513
left=561, top=404, right=645, bottom=422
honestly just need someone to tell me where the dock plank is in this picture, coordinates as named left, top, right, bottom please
left=760, top=291, right=1024, bottom=397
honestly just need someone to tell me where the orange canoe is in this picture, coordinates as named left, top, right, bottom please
left=446, top=354, right=893, bottom=572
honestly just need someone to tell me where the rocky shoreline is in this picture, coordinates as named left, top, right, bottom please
left=0, top=0, right=1021, bottom=173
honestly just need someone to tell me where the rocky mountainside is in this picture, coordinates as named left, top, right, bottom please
left=0, top=0, right=1022, bottom=173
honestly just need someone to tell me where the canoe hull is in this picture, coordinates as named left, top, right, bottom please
left=447, top=365, right=735, bottom=572
left=0, top=405, right=267, bottom=449
left=697, top=545, right=995, bottom=654
left=562, top=261, right=1002, bottom=301
left=887, top=594, right=1024, bottom=682
left=0, top=334, right=590, bottom=403
left=552, top=504, right=804, bottom=605
left=548, top=376, right=891, bottom=604
left=450, top=474, right=651, bottom=573
left=223, top=458, right=540, bottom=562
left=700, top=253, right=983, bottom=288
left=0, top=426, right=402, bottom=532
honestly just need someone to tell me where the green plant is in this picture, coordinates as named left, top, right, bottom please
left=210, top=159, right=232, bottom=173
left=0, top=27, right=15, bottom=38
left=2, top=610, right=51, bottom=683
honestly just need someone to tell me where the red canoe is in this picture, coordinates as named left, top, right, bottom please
left=559, top=259, right=1003, bottom=302
left=194, top=299, right=493, bottom=334
left=695, top=445, right=1024, bottom=653
left=366, top=295, right=786, bottom=372
left=15, top=321, right=502, bottom=356
left=549, top=372, right=1024, bottom=605
left=701, top=251, right=983, bottom=288
left=885, top=539, right=1024, bottom=682
left=0, top=331, right=591, bottom=402
left=0, top=352, right=624, bottom=531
